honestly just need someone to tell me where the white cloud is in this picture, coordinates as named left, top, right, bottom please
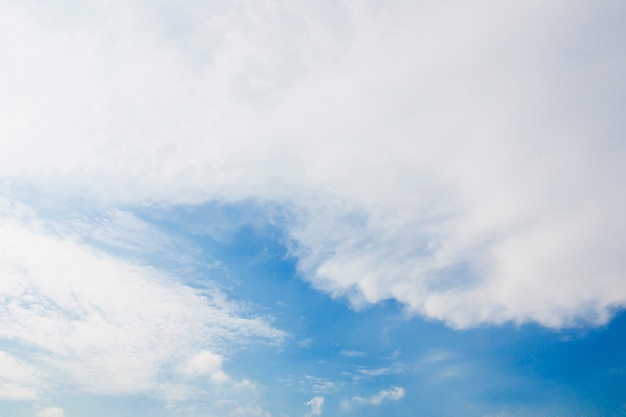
left=342, top=386, right=405, bottom=408
left=0, top=384, right=38, bottom=401
left=340, top=350, right=365, bottom=358
left=179, top=350, right=226, bottom=381
left=305, top=396, right=324, bottom=416
left=303, top=375, right=338, bottom=394
left=0, top=352, right=45, bottom=400
left=0, top=200, right=284, bottom=398
left=0, top=0, right=625, bottom=329
left=231, top=405, right=271, bottom=417
left=352, top=363, right=406, bottom=382
left=358, top=367, right=392, bottom=377
left=37, top=407, right=65, bottom=417
left=157, top=383, right=197, bottom=404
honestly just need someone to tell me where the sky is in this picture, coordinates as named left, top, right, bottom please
left=1, top=0, right=626, bottom=416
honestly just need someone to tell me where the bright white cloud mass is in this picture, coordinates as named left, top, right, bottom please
left=1, top=0, right=625, bottom=416
left=1, top=0, right=624, bottom=329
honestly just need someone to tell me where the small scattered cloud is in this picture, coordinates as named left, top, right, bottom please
left=305, top=396, right=324, bottom=416
left=358, top=367, right=392, bottom=377
left=303, top=375, right=338, bottom=394
left=353, top=363, right=406, bottom=380
left=232, top=378, right=257, bottom=390
left=231, top=405, right=271, bottom=417
left=179, top=350, right=228, bottom=383
left=37, top=407, right=66, bottom=417
left=341, top=386, right=405, bottom=409
left=340, top=350, right=365, bottom=358
left=298, top=338, right=313, bottom=348
left=422, top=349, right=455, bottom=364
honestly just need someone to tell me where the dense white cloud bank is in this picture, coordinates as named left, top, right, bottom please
left=1, top=0, right=626, bottom=328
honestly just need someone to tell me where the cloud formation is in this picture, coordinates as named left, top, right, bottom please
left=1, top=0, right=625, bottom=330
left=0, top=352, right=44, bottom=401
left=0, top=199, right=283, bottom=398
left=305, top=396, right=324, bottom=417
left=37, top=407, right=65, bottom=417
left=179, top=350, right=229, bottom=384
left=342, top=386, right=405, bottom=408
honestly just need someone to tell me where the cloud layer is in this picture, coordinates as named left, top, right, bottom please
left=0, top=352, right=44, bottom=401
left=1, top=0, right=625, bottom=328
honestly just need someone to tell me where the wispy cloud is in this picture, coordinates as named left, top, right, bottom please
left=342, top=386, right=405, bottom=408
left=302, top=375, right=339, bottom=394
left=358, top=367, right=393, bottom=377
left=231, top=405, right=271, bottom=417
left=36, top=408, right=65, bottom=417
left=0, top=200, right=284, bottom=400
left=298, top=338, right=314, bottom=349
left=351, top=363, right=406, bottom=382
left=340, top=350, right=365, bottom=358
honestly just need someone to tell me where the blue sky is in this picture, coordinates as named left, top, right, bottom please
left=1, top=1, right=626, bottom=417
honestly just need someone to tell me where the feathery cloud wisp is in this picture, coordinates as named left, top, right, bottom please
left=342, top=386, right=405, bottom=408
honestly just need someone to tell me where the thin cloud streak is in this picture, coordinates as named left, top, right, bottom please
left=341, top=386, right=405, bottom=408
